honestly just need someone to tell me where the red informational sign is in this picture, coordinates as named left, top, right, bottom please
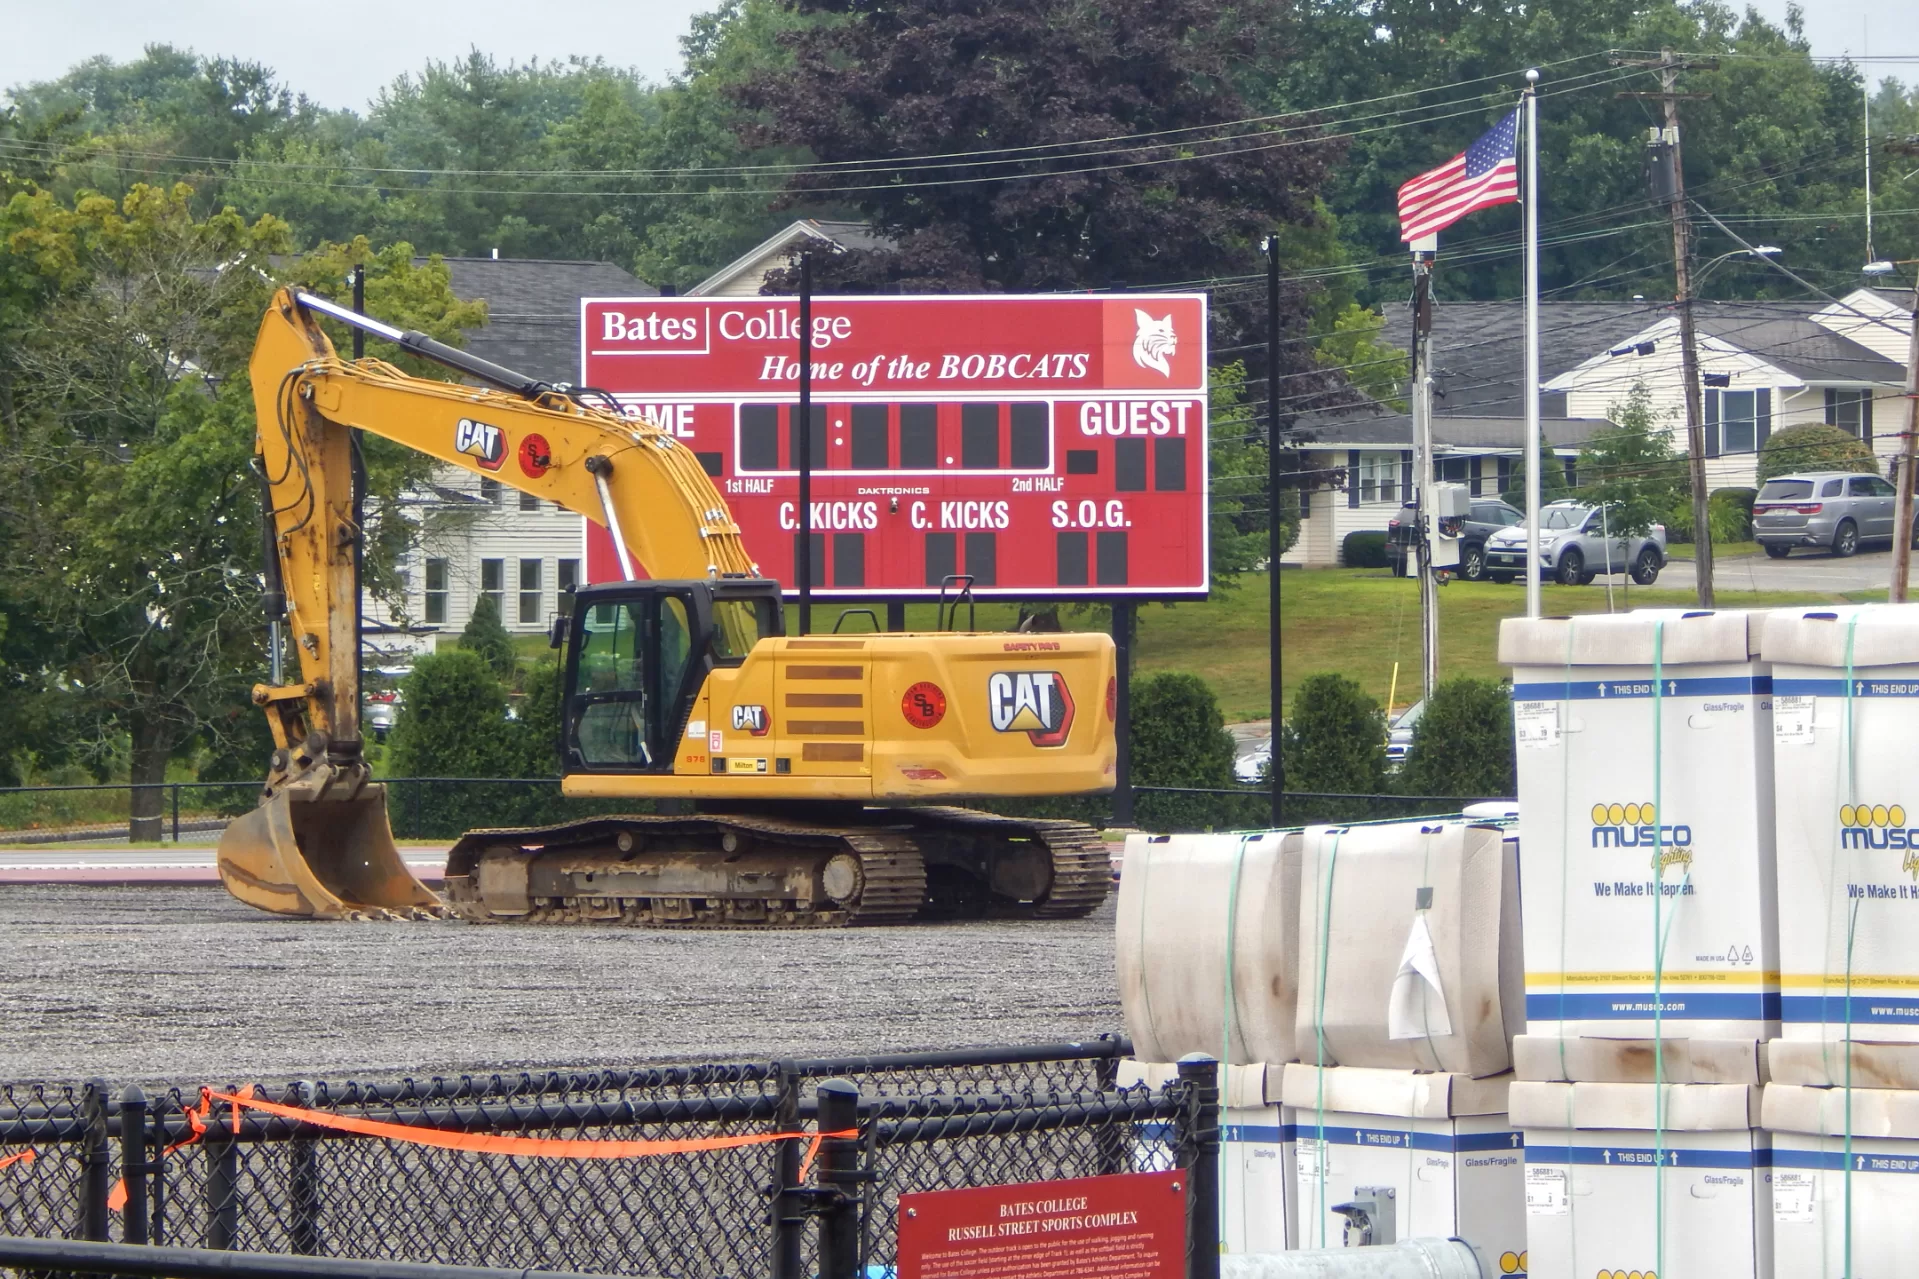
left=578, top=294, right=1208, bottom=597
left=896, top=1169, right=1187, bottom=1279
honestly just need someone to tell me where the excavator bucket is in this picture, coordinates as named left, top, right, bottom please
left=216, top=778, right=441, bottom=919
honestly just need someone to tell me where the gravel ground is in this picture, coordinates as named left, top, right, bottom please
left=0, top=884, right=1122, bottom=1085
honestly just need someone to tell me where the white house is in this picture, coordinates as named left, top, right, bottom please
left=1284, top=289, right=1913, bottom=566
left=360, top=256, right=657, bottom=645
left=688, top=219, right=892, bottom=297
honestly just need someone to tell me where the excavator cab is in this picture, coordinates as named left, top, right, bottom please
left=560, top=579, right=782, bottom=774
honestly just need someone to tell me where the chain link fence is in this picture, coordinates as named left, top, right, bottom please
left=0, top=1041, right=1217, bottom=1279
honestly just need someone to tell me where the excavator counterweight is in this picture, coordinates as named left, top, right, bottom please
left=218, top=288, right=1116, bottom=925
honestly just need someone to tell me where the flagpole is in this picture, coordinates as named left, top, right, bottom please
left=1523, top=69, right=1543, bottom=619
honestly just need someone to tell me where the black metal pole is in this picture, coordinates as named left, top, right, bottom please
left=797, top=252, right=814, bottom=636
left=886, top=600, right=905, bottom=632
left=1175, top=1055, right=1221, bottom=1279
left=769, top=1066, right=804, bottom=1279
left=1266, top=236, right=1284, bottom=826
left=205, top=1100, right=239, bottom=1252
left=80, top=1079, right=110, bottom=1243
left=286, top=1083, right=319, bottom=1256
left=120, top=1085, right=149, bottom=1246
left=1112, top=602, right=1134, bottom=826
left=814, top=1079, right=861, bottom=1279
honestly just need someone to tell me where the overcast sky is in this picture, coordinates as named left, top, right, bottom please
left=1, top=0, right=1913, bottom=114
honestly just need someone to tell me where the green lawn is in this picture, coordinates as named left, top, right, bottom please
left=485, top=565, right=1852, bottom=727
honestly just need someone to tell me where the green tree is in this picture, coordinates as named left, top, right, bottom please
left=1398, top=677, right=1513, bottom=801
left=1756, top=424, right=1878, bottom=484
left=511, top=658, right=566, bottom=777
left=385, top=648, right=525, bottom=778
left=1316, top=302, right=1409, bottom=410
left=461, top=595, right=518, bottom=679
left=1579, top=383, right=1686, bottom=537
left=1500, top=430, right=1570, bottom=508
left=1279, top=673, right=1386, bottom=797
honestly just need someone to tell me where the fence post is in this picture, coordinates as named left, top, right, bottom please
left=171, top=784, right=180, bottom=844
left=119, top=1086, right=149, bottom=1245
left=204, top=1091, right=239, bottom=1251
left=1174, top=1055, right=1220, bottom=1279
left=1094, top=1052, right=1129, bottom=1177
left=287, top=1083, right=319, bottom=1255
left=768, top=1065, right=804, bottom=1279
left=814, top=1079, right=861, bottom=1279
left=79, top=1079, right=111, bottom=1242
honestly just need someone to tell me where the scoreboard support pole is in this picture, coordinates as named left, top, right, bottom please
left=886, top=601, right=906, bottom=632
left=796, top=252, right=814, bottom=635
left=1111, top=601, right=1134, bottom=827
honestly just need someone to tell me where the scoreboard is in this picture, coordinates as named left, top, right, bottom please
left=578, top=293, right=1208, bottom=597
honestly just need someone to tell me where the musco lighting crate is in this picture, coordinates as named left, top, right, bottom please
left=1499, top=610, right=1778, bottom=1045
left=1764, top=605, right=1919, bottom=1054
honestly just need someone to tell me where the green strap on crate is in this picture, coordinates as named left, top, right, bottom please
left=1310, top=826, right=1345, bottom=1249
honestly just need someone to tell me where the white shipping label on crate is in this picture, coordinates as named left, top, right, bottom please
left=1513, top=700, right=1561, bottom=749
left=1773, top=1170, right=1816, bottom=1223
left=1525, top=1165, right=1569, bottom=1216
left=1773, top=695, right=1816, bottom=745
left=1295, top=1136, right=1324, bottom=1180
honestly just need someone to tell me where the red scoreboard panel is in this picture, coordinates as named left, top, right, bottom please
left=578, top=294, right=1208, bottom=597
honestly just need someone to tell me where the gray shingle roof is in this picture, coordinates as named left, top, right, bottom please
left=1291, top=406, right=1610, bottom=452
left=433, top=257, right=655, bottom=385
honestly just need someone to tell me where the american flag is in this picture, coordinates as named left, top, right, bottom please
left=1397, top=110, right=1520, bottom=243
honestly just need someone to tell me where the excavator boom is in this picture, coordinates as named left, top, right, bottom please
left=219, top=288, right=1116, bottom=925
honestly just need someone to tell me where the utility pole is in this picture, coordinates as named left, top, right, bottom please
left=1887, top=142, right=1919, bottom=602
left=1265, top=235, right=1284, bottom=824
left=1410, top=252, right=1439, bottom=700
left=1617, top=50, right=1718, bottom=609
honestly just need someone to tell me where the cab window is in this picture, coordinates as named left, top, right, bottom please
left=709, top=597, right=775, bottom=663
left=573, top=602, right=649, bottom=765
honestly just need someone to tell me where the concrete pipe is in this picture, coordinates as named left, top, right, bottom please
left=1222, top=1238, right=1482, bottom=1279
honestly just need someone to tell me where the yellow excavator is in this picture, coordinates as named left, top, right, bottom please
left=216, top=288, right=1117, bottom=926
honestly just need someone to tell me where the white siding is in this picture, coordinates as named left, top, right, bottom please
left=1812, top=290, right=1912, bottom=364
left=362, top=463, right=587, bottom=639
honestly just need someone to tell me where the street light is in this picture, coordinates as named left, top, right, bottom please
left=1696, top=244, right=1781, bottom=286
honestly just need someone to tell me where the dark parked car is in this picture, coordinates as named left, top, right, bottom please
left=1387, top=498, right=1525, bottom=581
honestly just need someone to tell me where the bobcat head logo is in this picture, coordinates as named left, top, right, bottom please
left=1131, top=310, right=1177, bottom=376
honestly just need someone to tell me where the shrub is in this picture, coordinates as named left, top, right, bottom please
left=386, top=649, right=525, bottom=779
left=1757, top=424, right=1877, bottom=484
left=1398, top=677, right=1514, bottom=801
left=461, top=595, right=518, bottom=679
left=1342, top=530, right=1390, bottom=568
left=1663, top=487, right=1756, bottom=546
left=1130, top=671, right=1236, bottom=788
left=1279, top=673, right=1386, bottom=818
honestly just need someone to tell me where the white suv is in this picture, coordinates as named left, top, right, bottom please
left=1483, top=502, right=1667, bottom=586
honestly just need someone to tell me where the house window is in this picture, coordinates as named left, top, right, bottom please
left=1707, top=388, right=1772, bottom=457
left=1358, top=452, right=1399, bottom=503
left=1827, top=388, right=1873, bottom=441
left=518, top=558, right=542, bottom=624
left=424, top=558, right=449, bottom=625
left=480, top=477, right=502, bottom=504
left=519, top=488, right=541, bottom=512
left=558, top=558, right=580, bottom=612
left=480, top=558, right=504, bottom=618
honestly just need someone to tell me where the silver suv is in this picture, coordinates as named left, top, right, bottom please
left=1483, top=501, right=1667, bottom=585
left=1754, top=471, right=1910, bottom=558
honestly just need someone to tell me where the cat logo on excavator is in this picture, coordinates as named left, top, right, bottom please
left=987, top=671, right=1074, bottom=747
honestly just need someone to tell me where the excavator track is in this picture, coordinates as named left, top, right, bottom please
left=900, top=808, right=1112, bottom=920
left=441, top=807, right=1108, bottom=929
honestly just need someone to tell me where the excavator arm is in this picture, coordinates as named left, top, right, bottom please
left=220, top=288, right=759, bottom=917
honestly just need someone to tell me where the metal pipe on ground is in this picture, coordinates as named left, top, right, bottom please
left=1222, top=1239, right=1482, bottom=1279
left=0, top=1236, right=653, bottom=1279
